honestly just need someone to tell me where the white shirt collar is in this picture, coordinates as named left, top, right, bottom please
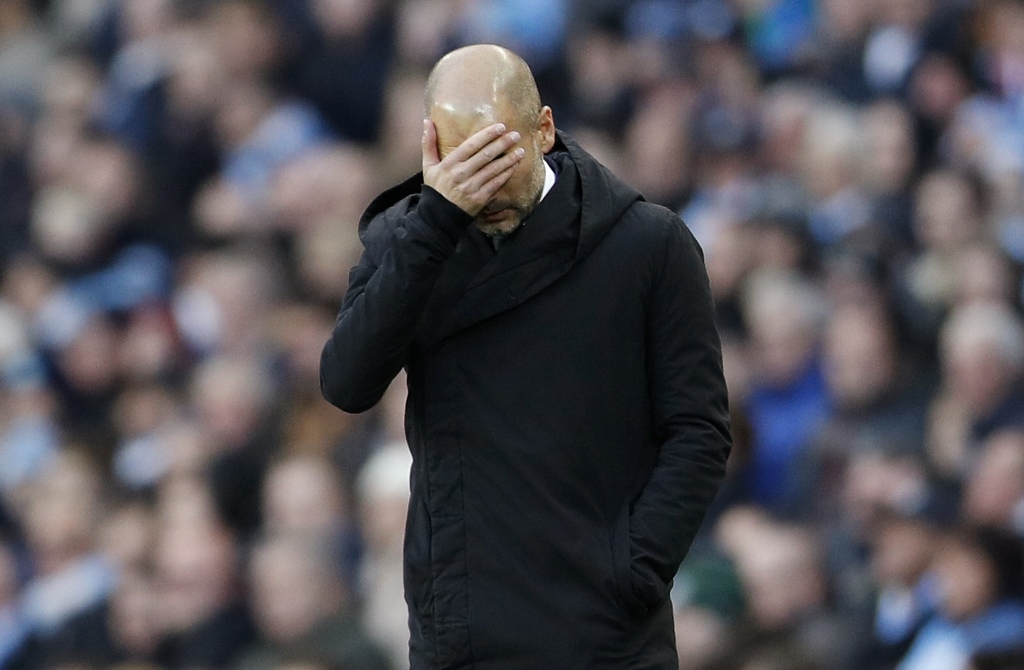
left=539, top=159, right=556, bottom=202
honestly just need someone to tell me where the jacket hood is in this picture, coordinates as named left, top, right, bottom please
left=554, top=131, right=644, bottom=259
left=357, top=130, right=644, bottom=261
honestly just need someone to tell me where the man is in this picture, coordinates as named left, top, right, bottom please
left=236, top=532, right=392, bottom=670
left=320, top=44, right=731, bottom=669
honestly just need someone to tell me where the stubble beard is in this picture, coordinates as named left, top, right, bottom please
left=474, top=158, right=546, bottom=237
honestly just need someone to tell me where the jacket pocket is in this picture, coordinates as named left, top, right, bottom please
left=610, top=507, right=648, bottom=617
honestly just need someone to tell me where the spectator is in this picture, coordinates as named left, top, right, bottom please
left=261, top=452, right=358, bottom=583
left=899, top=169, right=984, bottom=343
left=152, top=495, right=255, bottom=668
left=801, top=102, right=870, bottom=247
left=236, top=532, right=391, bottom=670
left=192, top=354, right=279, bottom=539
left=720, top=510, right=862, bottom=668
left=898, top=526, right=1024, bottom=670
left=929, top=303, right=1024, bottom=475
left=963, top=431, right=1024, bottom=536
left=859, top=100, right=917, bottom=250
left=863, top=489, right=953, bottom=669
left=954, top=243, right=1019, bottom=310
left=742, top=271, right=830, bottom=513
left=19, top=450, right=115, bottom=662
left=818, top=302, right=927, bottom=456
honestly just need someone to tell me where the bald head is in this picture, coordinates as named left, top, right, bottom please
left=425, top=44, right=541, bottom=131
left=423, top=44, right=557, bottom=236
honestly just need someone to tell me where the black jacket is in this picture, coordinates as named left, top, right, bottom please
left=321, top=132, right=731, bottom=669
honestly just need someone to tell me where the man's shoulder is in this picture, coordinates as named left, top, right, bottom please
left=619, top=199, right=685, bottom=229
left=611, top=199, right=698, bottom=254
left=358, top=191, right=420, bottom=255
left=357, top=172, right=425, bottom=242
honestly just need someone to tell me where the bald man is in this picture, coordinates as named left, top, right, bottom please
left=321, top=45, right=731, bottom=669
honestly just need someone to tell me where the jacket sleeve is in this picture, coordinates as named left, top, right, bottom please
left=628, top=214, right=732, bottom=612
left=320, top=186, right=473, bottom=413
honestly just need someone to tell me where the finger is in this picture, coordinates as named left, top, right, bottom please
left=464, top=147, right=525, bottom=193
left=422, top=119, right=440, bottom=168
left=479, top=163, right=519, bottom=200
left=460, top=130, right=522, bottom=175
left=444, top=123, right=508, bottom=165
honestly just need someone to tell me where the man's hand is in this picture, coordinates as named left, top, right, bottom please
left=422, top=120, right=525, bottom=217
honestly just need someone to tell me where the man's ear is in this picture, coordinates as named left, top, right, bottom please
left=537, top=106, right=556, bottom=153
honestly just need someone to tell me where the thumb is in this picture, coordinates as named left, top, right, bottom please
left=422, top=119, right=440, bottom=169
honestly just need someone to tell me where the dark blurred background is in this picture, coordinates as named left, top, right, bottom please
left=1, top=0, right=1023, bottom=669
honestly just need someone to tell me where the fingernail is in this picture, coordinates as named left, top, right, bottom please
left=515, top=148, right=525, bottom=157
left=496, top=123, right=506, bottom=133
left=423, top=119, right=429, bottom=132
left=510, top=131, right=521, bottom=142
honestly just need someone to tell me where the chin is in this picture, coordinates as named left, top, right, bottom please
left=474, top=215, right=521, bottom=236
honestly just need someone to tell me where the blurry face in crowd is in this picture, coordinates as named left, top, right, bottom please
left=946, top=338, right=1016, bottom=417
left=822, top=0, right=872, bottom=41
left=119, top=309, right=181, bottom=382
left=801, top=107, right=859, bottom=199
left=750, top=310, right=816, bottom=388
left=842, top=452, right=927, bottom=531
left=361, top=490, right=410, bottom=556
left=262, top=456, right=348, bottom=536
left=706, top=224, right=753, bottom=302
left=933, top=537, right=999, bottom=621
left=623, top=86, right=691, bottom=205
left=157, top=474, right=220, bottom=531
left=24, top=451, right=101, bottom=572
left=271, top=146, right=376, bottom=229
left=880, top=0, right=934, bottom=29
left=910, top=53, right=969, bottom=125
left=956, top=245, right=1016, bottom=308
left=745, top=273, right=825, bottom=388
left=156, top=523, right=238, bottom=633
left=431, top=99, right=555, bottom=236
left=209, top=0, right=281, bottom=79
left=737, top=529, right=826, bottom=631
left=58, top=316, right=119, bottom=395
left=964, top=431, right=1024, bottom=527
left=824, top=307, right=897, bottom=410
left=193, top=356, right=271, bottom=449
left=871, top=518, right=938, bottom=586
left=914, top=171, right=978, bottom=252
left=313, top=0, right=378, bottom=39
left=863, top=101, right=915, bottom=193
left=250, top=538, right=342, bottom=643
left=986, top=0, right=1024, bottom=62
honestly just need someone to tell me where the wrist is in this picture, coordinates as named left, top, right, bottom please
left=417, top=185, right=475, bottom=243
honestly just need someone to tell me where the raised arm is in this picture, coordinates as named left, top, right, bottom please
left=319, top=121, right=525, bottom=412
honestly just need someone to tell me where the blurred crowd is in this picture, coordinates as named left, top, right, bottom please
left=1, top=0, right=1024, bottom=669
